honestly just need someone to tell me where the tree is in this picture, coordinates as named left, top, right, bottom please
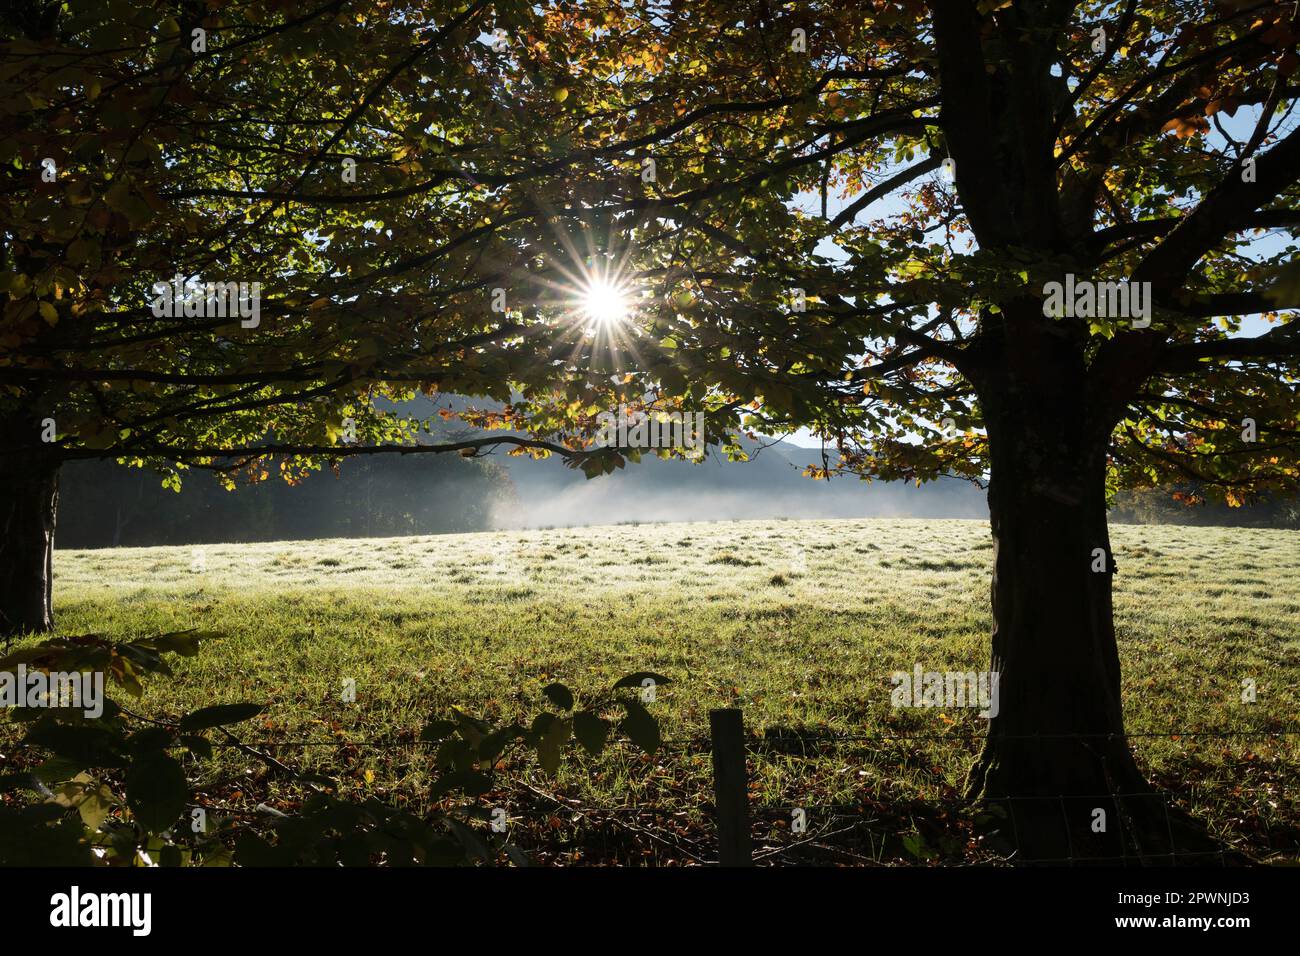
left=1, top=0, right=722, bottom=632
left=515, top=0, right=1296, bottom=858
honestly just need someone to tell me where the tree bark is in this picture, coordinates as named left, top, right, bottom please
left=964, top=335, right=1227, bottom=863
left=0, top=454, right=59, bottom=638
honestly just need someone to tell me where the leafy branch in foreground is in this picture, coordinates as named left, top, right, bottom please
left=0, top=631, right=667, bottom=866
left=238, top=672, right=671, bottom=866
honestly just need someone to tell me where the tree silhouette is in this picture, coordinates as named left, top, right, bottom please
left=1, top=0, right=694, bottom=630
left=538, top=0, right=1299, bottom=858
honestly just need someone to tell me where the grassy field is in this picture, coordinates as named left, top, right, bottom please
left=9, top=518, right=1300, bottom=864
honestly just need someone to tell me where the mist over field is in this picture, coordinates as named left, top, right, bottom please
left=57, top=434, right=1297, bottom=550
left=54, top=389, right=1297, bottom=551
left=55, top=396, right=991, bottom=547
left=489, top=442, right=989, bottom=529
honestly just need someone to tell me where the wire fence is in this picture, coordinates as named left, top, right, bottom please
left=714, top=711, right=1298, bottom=866
left=148, top=725, right=1300, bottom=747
left=200, top=714, right=1295, bottom=866
left=6, top=710, right=1297, bottom=865
left=218, top=717, right=1300, bottom=864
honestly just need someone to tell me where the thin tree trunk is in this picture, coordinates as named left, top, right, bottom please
left=0, top=454, right=59, bottom=638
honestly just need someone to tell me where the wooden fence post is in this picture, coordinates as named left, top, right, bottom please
left=709, top=708, right=753, bottom=866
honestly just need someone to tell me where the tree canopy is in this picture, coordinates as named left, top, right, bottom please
left=4, top=0, right=1296, bottom=491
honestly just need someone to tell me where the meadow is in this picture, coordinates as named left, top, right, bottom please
left=11, top=518, right=1300, bottom=864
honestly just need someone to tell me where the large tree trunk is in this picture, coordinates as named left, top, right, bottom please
left=0, top=454, right=59, bottom=638
left=965, top=345, right=1225, bottom=863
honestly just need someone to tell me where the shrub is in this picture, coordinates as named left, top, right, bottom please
left=0, top=633, right=666, bottom=866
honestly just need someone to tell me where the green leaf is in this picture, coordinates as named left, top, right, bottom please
left=33, top=757, right=85, bottom=785
left=542, top=681, right=574, bottom=710
left=535, top=716, right=571, bottom=776
left=435, top=737, right=475, bottom=772
left=420, top=718, right=457, bottom=742
left=503, top=843, right=530, bottom=867
left=200, top=843, right=234, bottom=867
left=150, top=631, right=220, bottom=657
left=527, top=711, right=556, bottom=745
left=48, top=773, right=116, bottom=831
left=429, top=768, right=493, bottom=799
left=478, top=722, right=523, bottom=763
left=234, top=833, right=285, bottom=867
left=127, top=727, right=175, bottom=757
left=77, top=784, right=116, bottom=831
left=618, top=699, right=660, bottom=754
left=24, top=720, right=129, bottom=768
left=444, top=817, right=490, bottom=864
left=1266, top=259, right=1300, bottom=305
left=66, top=236, right=98, bottom=265
left=612, top=671, right=671, bottom=690
left=125, top=753, right=188, bottom=834
left=572, top=710, right=610, bottom=757
left=159, top=844, right=184, bottom=867
left=902, top=831, right=937, bottom=861
left=178, top=703, right=264, bottom=732
left=452, top=707, right=492, bottom=745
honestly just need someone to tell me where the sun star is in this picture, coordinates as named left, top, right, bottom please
left=582, top=279, right=630, bottom=328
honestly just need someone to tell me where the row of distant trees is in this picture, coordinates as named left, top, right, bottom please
left=57, top=456, right=1299, bottom=549
left=57, top=455, right=513, bottom=549
left=1111, top=486, right=1300, bottom=529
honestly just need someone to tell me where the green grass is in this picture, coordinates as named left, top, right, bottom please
left=9, top=518, right=1300, bottom=864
